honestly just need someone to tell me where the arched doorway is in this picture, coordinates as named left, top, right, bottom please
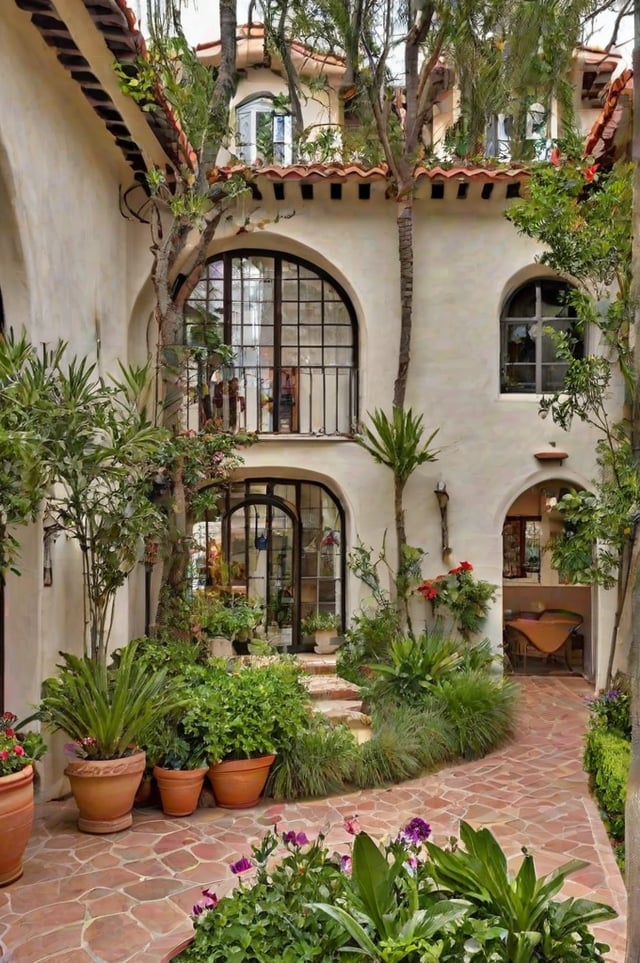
left=192, top=478, right=345, bottom=650
left=502, top=479, right=592, bottom=677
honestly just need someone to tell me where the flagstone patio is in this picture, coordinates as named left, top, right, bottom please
left=0, top=676, right=628, bottom=962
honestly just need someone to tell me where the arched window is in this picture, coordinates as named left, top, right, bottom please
left=500, top=279, right=584, bottom=394
left=235, top=94, right=292, bottom=165
left=185, top=251, right=358, bottom=435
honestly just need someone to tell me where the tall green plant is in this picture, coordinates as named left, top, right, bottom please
left=356, top=407, right=438, bottom=628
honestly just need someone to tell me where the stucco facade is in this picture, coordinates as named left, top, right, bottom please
left=1, top=0, right=624, bottom=796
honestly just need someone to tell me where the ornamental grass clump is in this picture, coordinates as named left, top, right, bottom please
left=177, top=816, right=615, bottom=963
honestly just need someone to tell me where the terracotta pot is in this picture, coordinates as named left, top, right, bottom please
left=153, top=766, right=208, bottom=816
left=65, top=751, right=146, bottom=834
left=0, top=765, right=34, bottom=886
left=208, top=754, right=275, bottom=809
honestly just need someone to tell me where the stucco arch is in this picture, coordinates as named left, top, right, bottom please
left=497, top=262, right=578, bottom=316
left=492, top=464, right=592, bottom=532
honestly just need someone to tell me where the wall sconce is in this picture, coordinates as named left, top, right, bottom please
left=42, top=506, right=61, bottom=587
left=434, top=481, right=452, bottom=562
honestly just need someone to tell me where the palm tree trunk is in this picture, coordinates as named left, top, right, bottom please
left=394, top=196, right=414, bottom=411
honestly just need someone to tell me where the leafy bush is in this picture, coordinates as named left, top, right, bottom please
left=182, top=657, right=312, bottom=763
left=38, top=640, right=175, bottom=760
left=337, top=602, right=402, bottom=683
left=584, top=728, right=630, bottom=839
left=587, top=687, right=631, bottom=739
left=417, top=561, right=497, bottom=638
left=430, top=669, right=519, bottom=759
left=363, top=633, right=465, bottom=707
left=135, top=634, right=208, bottom=677
left=353, top=704, right=455, bottom=788
left=179, top=818, right=615, bottom=962
left=301, top=612, right=339, bottom=635
left=267, top=715, right=359, bottom=799
left=178, top=828, right=351, bottom=962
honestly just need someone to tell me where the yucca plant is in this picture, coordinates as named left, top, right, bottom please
left=39, top=640, right=176, bottom=759
left=365, top=633, right=465, bottom=707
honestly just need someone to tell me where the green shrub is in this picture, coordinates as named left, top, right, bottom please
left=135, top=634, right=208, bottom=677
left=337, top=603, right=402, bottom=683
left=587, top=686, right=631, bottom=739
left=430, top=670, right=519, bottom=759
left=584, top=728, right=630, bottom=839
left=363, top=633, right=465, bottom=707
left=267, top=716, right=359, bottom=799
left=353, top=704, right=455, bottom=788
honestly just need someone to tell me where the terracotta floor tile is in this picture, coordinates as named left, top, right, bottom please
left=1, top=677, right=627, bottom=961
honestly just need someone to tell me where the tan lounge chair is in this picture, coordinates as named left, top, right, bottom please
left=505, top=614, right=582, bottom=673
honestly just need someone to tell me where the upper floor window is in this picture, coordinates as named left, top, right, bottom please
left=185, top=251, right=358, bottom=436
left=235, top=95, right=293, bottom=165
left=500, top=279, right=584, bottom=394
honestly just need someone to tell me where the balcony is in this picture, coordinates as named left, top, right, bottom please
left=188, top=363, right=358, bottom=437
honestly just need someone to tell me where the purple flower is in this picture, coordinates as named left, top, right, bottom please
left=400, top=817, right=431, bottom=845
left=230, top=855, right=253, bottom=874
left=283, top=830, right=309, bottom=847
left=192, top=889, right=218, bottom=915
left=339, top=854, right=352, bottom=875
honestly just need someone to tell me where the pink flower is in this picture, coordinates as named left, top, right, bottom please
left=343, top=816, right=361, bottom=835
left=4, top=728, right=15, bottom=738
left=339, top=854, right=352, bottom=874
left=0, top=751, right=9, bottom=761
left=230, top=856, right=253, bottom=874
left=13, top=745, right=25, bottom=757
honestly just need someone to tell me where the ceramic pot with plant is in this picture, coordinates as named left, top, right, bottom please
left=38, top=640, right=176, bottom=834
left=0, top=711, right=47, bottom=886
left=191, top=593, right=263, bottom=656
left=182, top=659, right=311, bottom=808
left=301, top=612, right=340, bottom=653
left=144, top=704, right=209, bottom=817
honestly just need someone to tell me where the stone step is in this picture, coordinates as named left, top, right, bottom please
left=312, top=700, right=372, bottom=743
left=303, top=674, right=362, bottom=701
left=296, top=653, right=340, bottom=675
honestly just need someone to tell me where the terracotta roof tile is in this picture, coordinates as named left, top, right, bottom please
left=197, top=23, right=345, bottom=68
left=584, top=68, right=633, bottom=159
left=208, top=161, right=528, bottom=185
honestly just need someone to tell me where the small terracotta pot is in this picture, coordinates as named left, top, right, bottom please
left=153, top=766, right=208, bottom=816
left=208, top=754, right=275, bottom=809
left=0, top=765, right=34, bottom=886
left=65, top=751, right=146, bottom=834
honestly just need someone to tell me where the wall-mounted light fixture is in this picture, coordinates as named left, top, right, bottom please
left=42, top=505, right=61, bottom=587
left=434, top=481, right=452, bottom=562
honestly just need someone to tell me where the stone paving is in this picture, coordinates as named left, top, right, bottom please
left=0, top=676, right=628, bottom=962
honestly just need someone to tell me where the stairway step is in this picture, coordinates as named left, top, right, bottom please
left=304, top=675, right=361, bottom=701
left=296, top=653, right=340, bottom=676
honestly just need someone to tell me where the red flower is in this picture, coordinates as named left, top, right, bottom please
left=13, top=745, right=25, bottom=757
left=583, top=163, right=599, bottom=183
left=4, top=728, right=15, bottom=738
left=459, top=561, right=473, bottom=571
left=0, top=751, right=8, bottom=761
left=448, top=566, right=462, bottom=576
left=549, top=146, right=562, bottom=167
left=344, top=816, right=361, bottom=835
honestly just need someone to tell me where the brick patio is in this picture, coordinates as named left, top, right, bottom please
left=0, top=676, right=628, bottom=962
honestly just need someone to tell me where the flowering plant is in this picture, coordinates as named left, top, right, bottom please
left=587, top=687, right=631, bottom=739
left=179, top=815, right=614, bottom=962
left=417, top=561, right=496, bottom=638
left=0, top=712, right=46, bottom=777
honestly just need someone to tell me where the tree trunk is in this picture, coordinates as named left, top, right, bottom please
left=626, top=6, right=640, bottom=957
left=394, top=196, right=414, bottom=410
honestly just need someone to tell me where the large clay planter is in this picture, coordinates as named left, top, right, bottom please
left=208, top=754, right=275, bottom=809
left=153, top=766, right=208, bottom=816
left=65, top=751, right=146, bottom=833
left=0, top=765, right=34, bottom=886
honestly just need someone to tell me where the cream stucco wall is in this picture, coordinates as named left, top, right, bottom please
left=0, top=5, right=156, bottom=783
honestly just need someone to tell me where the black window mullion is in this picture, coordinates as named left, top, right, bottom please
left=535, top=282, right=542, bottom=393
left=273, top=257, right=283, bottom=431
left=222, top=253, right=232, bottom=344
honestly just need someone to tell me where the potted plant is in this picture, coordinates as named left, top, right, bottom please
left=191, top=593, right=263, bottom=656
left=143, top=706, right=209, bottom=817
left=301, top=612, right=340, bottom=653
left=38, top=640, right=176, bottom=833
left=182, top=659, right=311, bottom=809
left=0, top=711, right=46, bottom=886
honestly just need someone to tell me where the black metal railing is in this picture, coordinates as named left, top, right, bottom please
left=187, top=363, right=358, bottom=436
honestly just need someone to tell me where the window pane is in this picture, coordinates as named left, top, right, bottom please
left=540, top=281, right=575, bottom=318
left=506, top=286, right=536, bottom=318
left=282, top=279, right=299, bottom=301
left=541, top=362, right=568, bottom=391
left=502, top=363, right=536, bottom=392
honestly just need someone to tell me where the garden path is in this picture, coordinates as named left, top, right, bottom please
left=0, top=676, right=627, bottom=962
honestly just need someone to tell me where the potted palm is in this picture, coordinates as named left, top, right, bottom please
left=301, top=612, right=340, bottom=653
left=182, top=659, right=311, bottom=808
left=0, top=712, right=46, bottom=886
left=38, top=640, right=176, bottom=833
left=144, top=707, right=209, bottom=817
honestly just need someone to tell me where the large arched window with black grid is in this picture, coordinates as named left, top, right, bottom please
left=185, top=250, right=358, bottom=435
left=500, top=279, right=584, bottom=394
